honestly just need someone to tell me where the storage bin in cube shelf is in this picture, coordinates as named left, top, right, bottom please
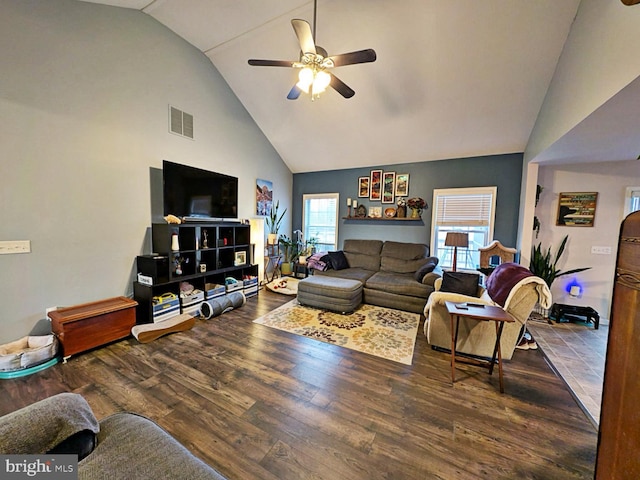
left=225, top=279, right=244, bottom=293
left=180, top=290, right=205, bottom=317
left=243, top=276, right=258, bottom=298
left=205, top=283, right=226, bottom=300
left=152, top=293, right=180, bottom=323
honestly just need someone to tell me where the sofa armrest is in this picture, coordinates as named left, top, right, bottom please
left=0, top=393, right=99, bottom=456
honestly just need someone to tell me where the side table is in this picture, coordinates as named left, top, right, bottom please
left=445, top=301, right=515, bottom=393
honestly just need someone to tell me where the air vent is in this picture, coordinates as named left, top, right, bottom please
left=169, top=105, right=194, bottom=139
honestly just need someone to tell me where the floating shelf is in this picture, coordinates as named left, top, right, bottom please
left=342, top=216, right=422, bottom=221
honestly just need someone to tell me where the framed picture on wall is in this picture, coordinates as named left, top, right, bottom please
left=556, top=192, right=598, bottom=227
left=370, top=169, right=382, bottom=201
left=395, top=173, right=409, bottom=196
left=358, top=176, right=370, bottom=198
left=256, top=179, right=273, bottom=216
left=382, top=172, right=395, bottom=204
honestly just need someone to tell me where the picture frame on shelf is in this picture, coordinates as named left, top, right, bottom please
left=395, top=173, right=409, bottom=196
left=382, top=172, right=395, bottom=204
left=368, top=206, right=382, bottom=218
left=358, top=176, right=370, bottom=197
left=556, top=192, right=598, bottom=227
left=369, top=169, right=382, bottom=201
left=234, top=251, right=247, bottom=266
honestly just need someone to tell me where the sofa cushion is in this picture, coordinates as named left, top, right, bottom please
left=380, top=242, right=430, bottom=273
left=316, top=267, right=375, bottom=284
left=366, top=271, right=432, bottom=298
left=414, top=256, right=439, bottom=281
left=440, top=271, right=480, bottom=297
left=343, top=239, right=383, bottom=271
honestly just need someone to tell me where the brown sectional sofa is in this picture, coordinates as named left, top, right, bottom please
left=315, top=239, right=441, bottom=314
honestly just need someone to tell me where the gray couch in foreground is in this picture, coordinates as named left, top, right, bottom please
left=0, top=393, right=226, bottom=480
left=315, top=239, right=441, bottom=314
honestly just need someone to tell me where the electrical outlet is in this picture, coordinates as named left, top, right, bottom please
left=591, top=246, right=612, bottom=255
left=0, top=240, right=31, bottom=254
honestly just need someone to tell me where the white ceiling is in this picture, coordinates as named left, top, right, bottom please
left=82, top=0, right=593, bottom=173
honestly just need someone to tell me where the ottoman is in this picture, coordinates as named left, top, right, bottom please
left=297, top=276, right=363, bottom=313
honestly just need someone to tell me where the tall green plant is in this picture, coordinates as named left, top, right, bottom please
left=529, top=235, right=590, bottom=288
left=265, top=200, right=286, bottom=235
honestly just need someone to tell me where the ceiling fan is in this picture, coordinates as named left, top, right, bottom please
left=248, top=0, right=377, bottom=100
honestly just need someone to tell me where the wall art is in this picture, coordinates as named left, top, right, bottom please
left=395, top=173, right=409, bottom=196
left=358, top=176, right=370, bottom=198
left=556, top=192, right=598, bottom=227
left=382, top=172, right=395, bottom=204
left=369, top=169, right=382, bottom=201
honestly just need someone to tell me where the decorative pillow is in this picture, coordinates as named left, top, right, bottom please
left=326, top=251, right=349, bottom=270
left=440, top=271, right=480, bottom=297
left=414, top=257, right=439, bottom=282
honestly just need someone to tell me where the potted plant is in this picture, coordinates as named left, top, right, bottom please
left=278, top=234, right=298, bottom=275
left=407, top=197, right=426, bottom=218
left=529, top=235, right=591, bottom=288
left=265, top=200, right=286, bottom=245
left=297, top=236, right=319, bottom=264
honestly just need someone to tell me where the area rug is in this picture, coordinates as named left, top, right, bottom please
left=265, top=277, right=300, bottom=295
left=253, top=299, right=421, bottom=365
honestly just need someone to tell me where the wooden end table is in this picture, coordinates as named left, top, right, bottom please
left=445, top=301, right=515, bottom=393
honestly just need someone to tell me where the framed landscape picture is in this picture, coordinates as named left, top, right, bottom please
left=395, top=173, right=409, bottom=196
left=234, top=251, right=247, bottom=266
left=370, top=169, right=382, bottom=201
left=556, top=192, right=598, bottom=227
left=382, top=172, right=395, bottom=204
left=358, top=176, right=370, bottom=197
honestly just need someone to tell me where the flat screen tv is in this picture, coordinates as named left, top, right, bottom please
left=163, top=160, right=238, bottom=220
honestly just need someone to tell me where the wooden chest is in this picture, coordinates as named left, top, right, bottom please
left=49, top=296, right=137, bottom=359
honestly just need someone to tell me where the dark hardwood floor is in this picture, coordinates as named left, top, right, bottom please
left=1, top=291, right=597, bottom=479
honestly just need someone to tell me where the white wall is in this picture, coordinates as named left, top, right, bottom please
left=0, top=0, right=291, bottom=343
left=535, top=160, right=640, bottom=320
left=526, top=0, right=640, bottom=162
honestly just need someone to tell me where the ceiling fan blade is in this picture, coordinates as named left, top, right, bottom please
left=329, top=73, right=355, bottom=99
left=291, top=19, right=316, bottom=54
left=287, top=85, right=302, bottom=100
left=621, top=0, right=640, bottom=5
left=248, top=59, right=296, bottom=67
left=328, top=49, right=377, bottom=67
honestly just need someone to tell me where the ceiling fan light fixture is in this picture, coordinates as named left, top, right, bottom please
left=313, top=70, right=331, bottom=94
left=296, top=67, right=314, bottom=92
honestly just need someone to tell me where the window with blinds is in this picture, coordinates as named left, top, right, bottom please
left=431, top=187, right=497, bottom=270
left=303, top=193, right=339, bottom=251
left=624, top=186, right=640, bottom=217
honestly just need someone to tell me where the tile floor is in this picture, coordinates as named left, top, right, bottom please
left=526, top=315, right=608, bottom=429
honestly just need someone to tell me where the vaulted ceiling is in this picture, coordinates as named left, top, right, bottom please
left=80, top=1, right=638, bottom=173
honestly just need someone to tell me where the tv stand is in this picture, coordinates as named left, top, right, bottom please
left=134, top=222, right=258, bottom=323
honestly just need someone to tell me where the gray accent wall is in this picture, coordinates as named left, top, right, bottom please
left=293, top=154, right=523, bottom=251
left=0, top=0, right=292, bottom=343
